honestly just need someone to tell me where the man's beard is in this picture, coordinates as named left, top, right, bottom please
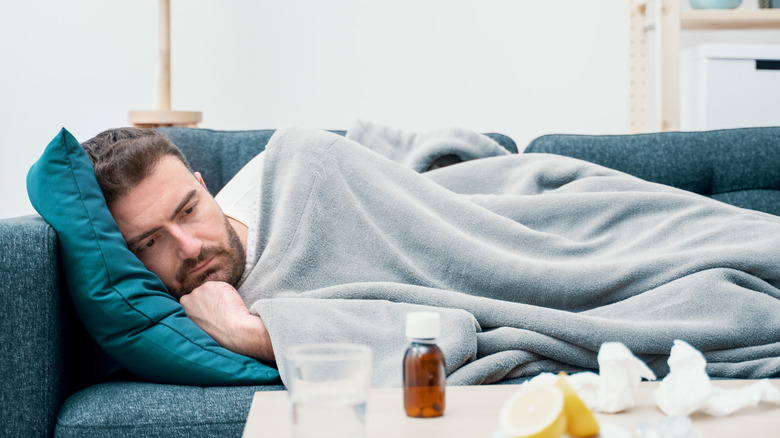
left=168, top=217, right=246, bottom=298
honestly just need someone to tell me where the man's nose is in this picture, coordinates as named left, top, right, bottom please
left=170, top=225, right=202, bottom=260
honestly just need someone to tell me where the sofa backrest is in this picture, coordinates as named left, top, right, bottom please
left=526, top=127, right=780, bottom=216
left=160, top=126, right=780, bottom=216
left=156, top=128, right=276, bottom=195
left=157, top=128, right=517, bottom=194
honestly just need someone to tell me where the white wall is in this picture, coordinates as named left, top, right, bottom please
left=1, top=0, right=779, bottom=219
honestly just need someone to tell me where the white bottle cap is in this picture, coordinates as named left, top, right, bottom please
left=406, top=312, right=441, bottom=339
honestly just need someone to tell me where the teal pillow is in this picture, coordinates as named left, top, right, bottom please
left=26, top=128, right=279, bottom=385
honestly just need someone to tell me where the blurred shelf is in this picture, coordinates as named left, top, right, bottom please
left=629, top=1, right=780, bottom=133
left=680, top=9, right=780, bottom=30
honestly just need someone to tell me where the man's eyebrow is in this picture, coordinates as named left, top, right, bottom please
left=126, top=190, right=198, bottom=249
left=126, top=228, right=160, bottom=250
left=170, top=190, right=198, bottom=221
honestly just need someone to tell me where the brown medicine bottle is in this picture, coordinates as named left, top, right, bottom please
left=403, top=312, right=446, bottom=418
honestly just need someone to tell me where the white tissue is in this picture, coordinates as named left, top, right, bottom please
left=636, top=416, right=702, bottom=438
left=704, top=380, right=780, bottom=416
left=525, top=342, right=656, bottom=413
left=653, top=339, right=780, bottom=417
left=589, top=342, right=657, bottom=413
left=525, top=340, right=780, bottom=417
left=652, top=340, right=711, bottom=416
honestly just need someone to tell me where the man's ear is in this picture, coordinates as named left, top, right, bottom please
left=194, top=171, right=207, bottom=189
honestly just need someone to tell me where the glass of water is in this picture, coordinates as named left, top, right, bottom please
left=283, top=343, right=373, bottom=438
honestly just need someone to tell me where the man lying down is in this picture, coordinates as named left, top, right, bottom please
left=80, top=124, right=780, bottom=387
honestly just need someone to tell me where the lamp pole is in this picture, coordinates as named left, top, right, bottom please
left=159, top=0, right=171, bottom=112
left=129, top=0, right=202, bottom=128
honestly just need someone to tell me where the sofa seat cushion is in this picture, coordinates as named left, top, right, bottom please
left=55, top=382, right=285, bottom=438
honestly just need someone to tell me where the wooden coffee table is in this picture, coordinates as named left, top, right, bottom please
left=242, top=380, right=780, bottom=437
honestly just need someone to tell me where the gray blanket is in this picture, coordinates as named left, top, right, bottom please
left=345, top=119, right=510, bottom=171
left=237, top=126, right=780, bottom=388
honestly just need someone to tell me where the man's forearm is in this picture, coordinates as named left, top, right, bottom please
left=225, top=313, right=276, bottom=364
left=179, top=281, right=276, bottom=366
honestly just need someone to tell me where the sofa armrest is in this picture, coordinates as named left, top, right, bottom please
left=0, top=215, right=64, bottom=436
left=0, top=215, right=113, bottom=437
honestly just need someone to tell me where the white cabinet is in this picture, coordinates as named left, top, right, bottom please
left=681, top=43, right=780, bottom=130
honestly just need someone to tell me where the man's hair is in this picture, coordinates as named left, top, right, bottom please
left=81, top=127, right=192, bottom=206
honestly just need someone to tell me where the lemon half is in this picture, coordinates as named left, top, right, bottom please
left=499, top=384, right=567, bottom=438
left=556, top=373, right=600, bottom=438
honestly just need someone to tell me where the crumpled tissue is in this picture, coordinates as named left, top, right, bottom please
left=653, top=339, right=780, bottom=417
left=525, top=340, right=780, bottom=418
left=592, top=342, right=658, bottom=413
left=636, top=416, right=701, bottom=438
left=525, top=342, right=656, bottom=413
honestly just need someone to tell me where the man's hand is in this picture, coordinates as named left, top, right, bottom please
left=179, top=281, right=275, bottom=365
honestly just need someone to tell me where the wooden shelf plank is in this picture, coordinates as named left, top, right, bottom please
left=681, top=10, right=780, bottom=30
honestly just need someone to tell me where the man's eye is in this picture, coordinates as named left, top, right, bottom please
left=183, top=205, right=195, bottom=216
left=144, top=238, right=156, bottom=249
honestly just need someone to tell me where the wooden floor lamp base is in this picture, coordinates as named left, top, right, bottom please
left=128, top=110, right=202, bottom=129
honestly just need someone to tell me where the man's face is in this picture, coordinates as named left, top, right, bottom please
left=109, top=155, right=245, bottom=299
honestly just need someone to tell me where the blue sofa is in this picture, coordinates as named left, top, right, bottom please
left=2, top=126, right=779, bottom=437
